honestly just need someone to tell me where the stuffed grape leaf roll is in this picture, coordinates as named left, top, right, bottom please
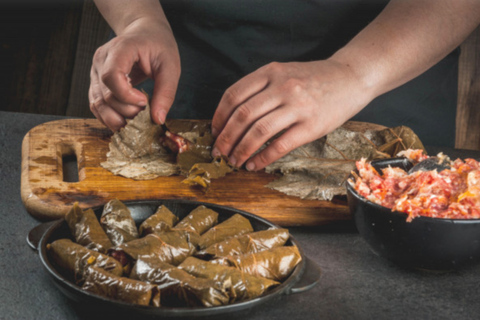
left=138, top=205, right=179, bottom=236
left=47, top=239, right=123, bottom=284
left=82, top=266, right=161, bottom=307
left=100, top=199, right=139, bottom=245
left=109, top=232, right=195, bottom=273
left=213, top=246, right=302, bottom=281
left=65, top=202, right=112, bottom=253
left=179, top=257, right=279, bottom=302
left=197, top=228, right=290, bottom=259
left=173, top=205, right=218, bottom=235
left=197, top=214, right=254, bottom=250
left=130, top=257, right=229, bottom=307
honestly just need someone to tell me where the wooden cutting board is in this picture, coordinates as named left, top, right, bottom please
left=21, top=119, right=383, bottom=226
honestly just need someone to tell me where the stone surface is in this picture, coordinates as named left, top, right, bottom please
left=2, top=110, right=480, bottom=320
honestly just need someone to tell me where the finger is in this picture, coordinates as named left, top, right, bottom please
left=150, top=63, right=180, bottom=124
left=101, top=50, right=147, bottom=106
left=227, top=106, right=300, bottom=168
left=211, top=89, right=282, bottom=161
left=92, top=65, right=144, bottom=121
left=101, top=86, right=145, bottom=119
left=89, top=67, right=107, bottom=124
left=246, top=123, right=311, bottom=171
left=88, top=85, right=104, bottom=125
left=93, top=99, right=126, bottom=132
left=212, top=71, right=270, bottom=137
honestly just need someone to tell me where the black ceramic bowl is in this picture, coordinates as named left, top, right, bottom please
left=346, top=158, right=480, bottom=271
left=28, top=199, right=320, bottom=318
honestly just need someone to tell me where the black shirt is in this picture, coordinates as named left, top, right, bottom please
left=140, top=0, right=458, bottom=147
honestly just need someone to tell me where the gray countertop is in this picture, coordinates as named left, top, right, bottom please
left=2, top=110, right=480, bottom=320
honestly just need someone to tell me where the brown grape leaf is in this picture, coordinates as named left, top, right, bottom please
left=101, top=99, right=425, bottom=199
left=265, top=125, right=425, bottom=200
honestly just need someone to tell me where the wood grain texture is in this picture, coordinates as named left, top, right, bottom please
left=21, top=119, right=382, bottom=226
left=456, top=25, right=480, bottom=150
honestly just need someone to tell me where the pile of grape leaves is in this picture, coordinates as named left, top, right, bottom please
left=101, top=105, right=425, bottom=201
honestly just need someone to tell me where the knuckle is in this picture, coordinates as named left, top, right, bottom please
left=256, top=150, right=271, bottom=167
left=283, top=78, right=304, bottom=94
left=89, top=102, right=97, bottom=112
left=234, top=103, right=253, bottom=123
left=263, top=61, right=282, bottom=73
left=100, top=70, right=115, bottom=86
left=102, top=90, right=115, bottom=105
left=271, top=138, right=292, bottom=156
left=161, top=88, right=177, bottom=103
left=223, top=86, right=242, bottom=106
left=92, top=47, right=105, bottom=63
left=216, top=131, right=233, bottom=146
left=252, top=119, right=273, bottom=137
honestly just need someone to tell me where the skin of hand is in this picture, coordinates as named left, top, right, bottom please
left=89, top=0, right=180, bottom=131
left=211, top=0, right=480, bottom=172
left=211, top=60, right=372, bottom=171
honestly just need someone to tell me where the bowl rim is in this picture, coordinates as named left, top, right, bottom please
left=347, top=157, right=480, bottom=223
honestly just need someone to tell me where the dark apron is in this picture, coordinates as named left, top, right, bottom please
left=140, top=0, right=458, bottom=147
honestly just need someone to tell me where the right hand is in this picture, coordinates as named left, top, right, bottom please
left=89, top=18, right=181, bottom=131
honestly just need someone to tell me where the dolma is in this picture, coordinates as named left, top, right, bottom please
left=47, top=239, right=123, bottom=284
left=179, top=257, right=279, bottom=302
left=197, top=228, right=290, bottom=259
left=100, top=199, right=139, bottom=246
left=197, top=214, right=254, bottom=250
left=130, top=257, right=229, bottom=307
left=173, top=205, right=218, bottom=235
left=138, top=205, right=179, bottom=236
left=82, top=266, right=161, bottom=307
left=109, top=233, right=195, bottom=272
left=213, top=246, right=302, bottom=282
left=65, top=202, right=113, bottom=253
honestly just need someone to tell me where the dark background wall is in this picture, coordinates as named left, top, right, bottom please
left=0, top=0, right=108, bottom=118
left=0, top=0, right=479, bottom=150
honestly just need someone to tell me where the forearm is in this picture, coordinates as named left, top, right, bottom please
left=331, top=0, right=480, bottom=101
left=93, top=0, right=169, bottom=35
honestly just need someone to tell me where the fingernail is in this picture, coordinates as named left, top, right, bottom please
left=229, top=156, right=237, bottom=167
left=137, top=100, right=147, bottom=107
left=157, top=110, right=167, bottom=124
left=246, top=162, right=256, bottom=171
left=212, top=147, right=221, bottom=157
left=211, top=126, right=219, bottom=137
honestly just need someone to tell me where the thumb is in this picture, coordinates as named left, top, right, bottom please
left=150, top=63, right=180, bottom=124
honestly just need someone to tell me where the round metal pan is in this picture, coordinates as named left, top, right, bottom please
left=28, top=199, right=321, bottom=318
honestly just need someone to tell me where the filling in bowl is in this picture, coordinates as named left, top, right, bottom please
left=349, top=149, right=480, bottom=221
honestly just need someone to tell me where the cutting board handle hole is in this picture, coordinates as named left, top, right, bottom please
left=60, top=145, right=79, bottom=183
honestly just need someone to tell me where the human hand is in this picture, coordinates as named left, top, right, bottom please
left=89, top=18, right=180, bottom=131
left=210, top=60, right=374, bottom=171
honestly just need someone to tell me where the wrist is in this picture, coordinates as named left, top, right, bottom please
left=327, top=51, right=383, bottom=105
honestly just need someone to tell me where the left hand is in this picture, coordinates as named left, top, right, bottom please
left=210, top=60, right=373, bottom=171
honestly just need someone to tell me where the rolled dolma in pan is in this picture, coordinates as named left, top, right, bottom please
left=138, top=205, right=179, bottom=236
left=47, top=239, right=123, bottom=284
left=196, top=228, right=290, bottom=259
left=213, top=246, right=302, bottom=282
left=173, top=205, right=218, bottom=235
left=197, top=214, right=254, bottom=250
left=179, top=257, right=279, bottom=302
left=130, top=257, right=229, bottom=307
left=100, top=199, right=139, bottom=246
left=109, top=232, right=195, bottom=273
left=65, top=202, right=113, bottom=253
left=82, top=266, right=161, bottom=307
